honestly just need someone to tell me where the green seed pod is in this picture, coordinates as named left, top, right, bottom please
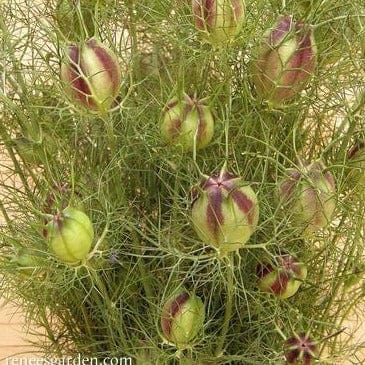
left=251, top=15, right=316, bottom=105
left=278, top=161, right=336, bottom=235
left=160, top=290, right=205, bottom=349
left=257, top=253, right=307, bottom=299
left=160, top=94, right=215, bottom=151
left=46, top=207, right=94, bottom=264
left=192, top=0, right=245, bottom=45
left=60, top=38, right=121, bottom=112
left=191, top=169, right=259, bottom=255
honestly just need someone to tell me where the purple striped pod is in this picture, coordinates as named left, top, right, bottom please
left=257, top=253, right=307, bottom=299
left=160, top=290, right=205, bottom=348
left=160, top=94, right=214, bottom=151
left=278, top=161, right=336, bottom=235
left=251, top=15, right=316, bottom=105
left=192, top=0, right=245, bottom=45
left=284, top=333, right=318, bottom=365
left=191, top=170, right=259, bottom=255
left=60, top=38, right=121, bottom=112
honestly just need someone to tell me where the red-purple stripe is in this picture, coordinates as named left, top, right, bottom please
left=323, top=171, right=335, bottom=191
left=287, top=27, right=315, bottom=87
left=196, top=103, right=207, bottom=145
left=269, top=15, right=293, bottom=47
left=270, top=271, right=289, bottom=295
left=161, top=292, right=190, bottom=337
left=285, top=348, right=300, bottom=363
left=233, top=0, right=244, bottom=20
left=231, top=189, right=254, bottom=225
left=167, top=118, right=182, bottom=139
left=86, top=39, right=121, bottom=95
left=206, top=187, right=224, bottom=239
left=348, top=142, right=365, bottom=159
left=67, top=45, right=96, bottom=108
left=256, top=263, right=273, bottom=278
left=205, top=0, right=216, bottom=29
left=193, top=0, right=216, bottom=30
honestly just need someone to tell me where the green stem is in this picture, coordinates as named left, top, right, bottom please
left=137, top=255, right=154, bottom=299
left=86, top=264, right=121, bottom=349
left=215, top=255, right=235, bottom=358
left=129, top=228, right=154, bottom=300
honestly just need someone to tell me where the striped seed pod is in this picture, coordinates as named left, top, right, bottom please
left=284, top=333, right=318, bottom=364
left=191, top=170, right=259, bottom=255
left=60, top=38, right=121, bottom=112
left=192, top=0, right=245, bottom=45
left=257, top=253, right=307, bottom=299
left=160, top=291, right=205, bottom=349
left=160, top=94, right=214, bottom=151
left=278, top=161, right=336, bottom=235
left=251, top=15, right=316, bottom=105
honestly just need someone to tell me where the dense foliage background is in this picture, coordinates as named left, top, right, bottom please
left=1, top=0, right=365, bottom=363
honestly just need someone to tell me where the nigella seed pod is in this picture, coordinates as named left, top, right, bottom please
left=160, top=94, right=214, bottom=151
left=45, top=207, right=94, bottom=264
left=60, top=38, right=121, bottom=112
left=160, top=291, right=205, bottom=348
left=191, top=169, right=259, bottom=255
left=251, top=15, right=316, bottom=105
left=257, top=253, right=307, bottom=299
left=284, top=333, right=318, bottom=364
left=192, top=0, right=245, bottom=45
left=278, top=161, right=336, bottom=235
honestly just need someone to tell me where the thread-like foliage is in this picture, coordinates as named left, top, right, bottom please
left=0, top=0, right=365, bottom=364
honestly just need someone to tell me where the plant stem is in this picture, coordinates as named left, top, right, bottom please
left=215, top=254, right=235, bottom=358
left=129, top=228, right=154, bottom=300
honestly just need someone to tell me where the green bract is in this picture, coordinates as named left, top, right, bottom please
left=46, top=207, right=94, bottom=264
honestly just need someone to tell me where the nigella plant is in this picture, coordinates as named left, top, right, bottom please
left=191, top=168, right=259, bottom=256
left=1, top=0, right=365, bottom=363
